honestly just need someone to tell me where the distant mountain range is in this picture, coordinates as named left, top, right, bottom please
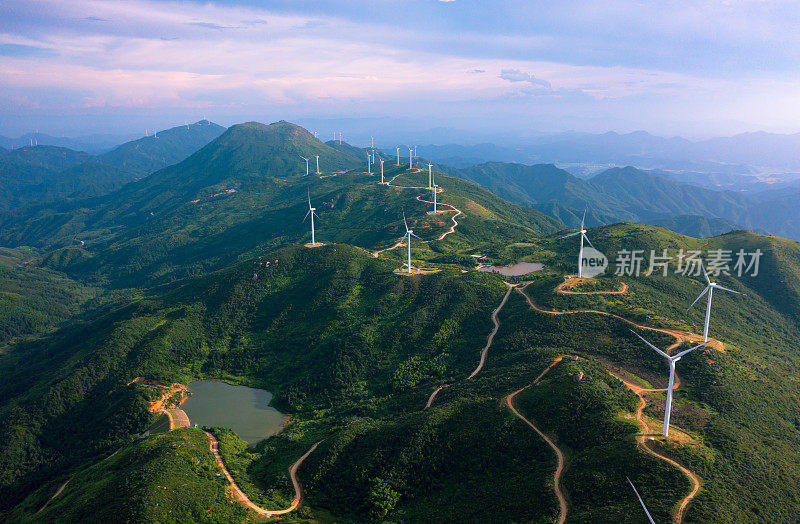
left=0, top=120, right=225, bottom=208
left=0, top=131, right=138, bottom=155
left=453, top=162, right=799, bottom=240
left=414, top=130, right=800, bottom=184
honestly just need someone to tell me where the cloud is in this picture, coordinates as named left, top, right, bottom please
left=498, top=68, right=551, bottom=89
left=186, top=21, right=241, bottom=30
left=467, top=69, right=485, bottom=74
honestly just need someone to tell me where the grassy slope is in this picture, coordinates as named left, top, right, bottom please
left=13, top=429, right=246, bottom=523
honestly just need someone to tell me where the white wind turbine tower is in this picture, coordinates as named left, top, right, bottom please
left=402, top=211, right=422, bottom=274
left=380, top=159, right=385, bottom=183
left=304, top=189, right=319, bottom=245
left=687, top=263, right=745, bottom=342
left=408, top=147, right=413, bottom=169
left=367, top=152, right=372, bottom=175
left=631, top=330, right=713, bottom=437
left=396, top=147, right=400, bottom=166
left=427, top=163, right=433, bottom=188
left=315, top=155, right=320, bottom=174
left=339, top=131, right=342, bottom=144
left=300, top=156, right=310, bottom=176
left=627, top=477, right=655, bottom=524
left=560, top=208, right=592, bottom=278
left=432, top=184, right=439, bottom=213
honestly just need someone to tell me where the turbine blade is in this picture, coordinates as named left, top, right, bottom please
left=582, top=232, right=594, bottom=248
left=630, top=329, right=670, bottom=360
left=303, top=209, right=311, bottom=221
left=560, top=231, right=581, bottom=239
left=674, top=339, right=716, bottom=359
left=715, top=284, right=744, bottom=295
left=308, top=188, right=312, bottom=208
left=411, top=232, right=422, bottom=239
left=686, top=286, right=709, bottom=311
left=403, top=210, right=409, bottom=232
left=581, top=206, right=587, bottom=229
left=701, top=263, right=711, bottom=284
left=627, top=478, right=655, bottom=524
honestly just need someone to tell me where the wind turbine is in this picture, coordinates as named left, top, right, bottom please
left=315, top=155, right=320, bottom=174
left=304, top=189, right=319, bottom=245
left=300, top=156, right=310, bottom=176
left=560, top=207, right=592, bottom=278
left=408, top=147, right=413, bottom=169
left=428, top=163, right=433, bottom=188
left=626, top=477, right=655, bottom=524
left=380, top=159, right=385, bottom=183
left=687, top=263, right=745, bottom=342
left=367, top=152, right=372, bottom=175
left=432, top=184, right=439, bottom=212
left=630, top=330, right=713, bottom=437
left=339, top=131, right=342, bottom=144
left=402, top=211, right=421, bottom=274
left=396, top=147, right=400, bottom=166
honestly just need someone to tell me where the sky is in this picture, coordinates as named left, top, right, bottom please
left=2, top=0, right=800, bottom=140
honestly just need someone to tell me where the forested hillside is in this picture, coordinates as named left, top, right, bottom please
left=2, top=222, right=800, bottom=522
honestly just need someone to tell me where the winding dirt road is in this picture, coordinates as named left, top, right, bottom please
left=468, top=283, right=514, bottom=379
left=609, top=372, right=701, bottom=523
left=424, top=385, right=447, bottom=409
left=426, top=282, right=514, bottom=409
left=505, top=357, right=567, bottom=524
left=518, top=284, right=695, bottom=351
left=518, top=283, right=702, bottom=523
left=205, top=431, right=321, bottom=518
left=372, top=168, right=463, bottom=258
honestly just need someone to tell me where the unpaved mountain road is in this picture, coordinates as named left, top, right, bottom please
left=505, top=357, right=568, bottom=524
left=609, top=371, right=700, bottom=523
left=468, top=283, right=515, bottom=379
left=518, top=283, right=702, bottom=523
left=372, top=167, right=462, bottom=258
left=206, top=431, right=321, bottom=518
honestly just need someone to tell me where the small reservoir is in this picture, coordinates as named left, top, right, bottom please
left=478, top=262, right=545, bottom=276
left=181, top=380, right=286, bottom=446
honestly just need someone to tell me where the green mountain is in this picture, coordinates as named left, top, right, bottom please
left=2, top=120, right=799, bottom=522
left=0, top=121, right=560, bottom=287
left=0, top=146, right=93, bottom=209
left=2, top=225, right=800, bottom=522
left=0, top=121, right=225, bottom=208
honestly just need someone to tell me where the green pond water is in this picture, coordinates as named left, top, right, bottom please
left=181, top=380, right=286, bottom=446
